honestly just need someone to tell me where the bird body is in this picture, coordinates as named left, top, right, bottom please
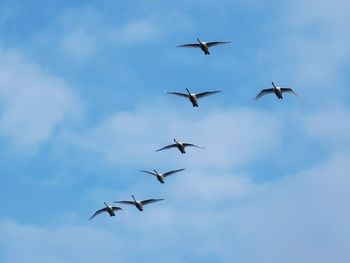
left=156, top=139, right=205, bottom=154
left=189, top=92, right=198, bottom=107
left=157, top=174, right=165, bottom=183
left=139, top=168, right=185, bottom=184
left=175, top=140, right=187, bottom=153
left=89, top=202, right=126, bottom=220
left=255, top=82, right=297, bottom=100
left=134, top=196, right=144, bottom=211
left=114, top=195, right=164, bottom=212
left=167, top=88, right=221, bottom=107
left=177, top=38, right=230, bottom=55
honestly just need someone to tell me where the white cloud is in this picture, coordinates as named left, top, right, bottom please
left=1, top=153, right=349, bottom=262
left=0, top=49, right=83, bottom=149
left=231, top=153, right=350, bottom=263
left=304, top=105, right=350, bottom=149
left=51, top=8, right=164, bottom=60
left=109, top=19, right=161, bottom=45
left=36, top=5, right=197, bottom=61
left=0, top=221, right=124, bottom=263
left=130, top=152, right=350, bottom=262
left=70, top=106, right=282, bottom=169
left=59, top=28, right=96, bottom=60
left=169, top=170, right=255, bottom=203
left=281, top=0, right=350, bottom=99
left=0, top=1, right=348, bottom=262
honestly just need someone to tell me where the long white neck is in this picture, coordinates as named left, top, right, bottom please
left=132, top=195, right=137, bottom=203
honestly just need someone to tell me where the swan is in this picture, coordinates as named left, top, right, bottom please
left=156, top=139, right=205, bottom=154
left=139, top=168, right=185, bottom=184
left=89, top=202, right=126, bottom=220
left=255, top=82, right=297, bottom=100
left=167, top=88, right=221, bottom=107
left=114, top=195, right=164, bottom=211
left=177, top=38, right=230, bottom=55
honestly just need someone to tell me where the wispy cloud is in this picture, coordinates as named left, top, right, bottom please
left=69, top=106, right=282, bottom=169
left=304, top=105, right=350, bottom=150
left=31, top=5, right=196, bottom=61
left=56, top=17, right=162, bottom=60
left=109, top=19, right=162, bottom=45
left=0, top=1, right=349, bottom=262
left=0, top=221, right=124, bottom=263
left=1, top=152, right=349, bottom=263
left=270, top=0, right=350, bottom=101
left=169, top=170, right=255, bottom=203
left=59, top=28, right=97, bottom=60
left=0, top=48, right=83, bottom=149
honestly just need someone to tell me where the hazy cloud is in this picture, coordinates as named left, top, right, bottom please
left=1, top=152, right=348, bottom=263
left=0, top=49, right=83, bottom=149
left=70, top=106, right=282, bottom=169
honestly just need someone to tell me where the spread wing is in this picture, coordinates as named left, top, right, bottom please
left=281, top=88, right=297, bottom=96
left=156, top=144, right=177, bottom=152
left=255, top=88, right=274, bottom=100
left=163, top=168, right=185, bottom=178
left=89, top=207, right=108, bottom=220
left=141, top=198, right=164, bottom=205
left=195, top=90, right=221, bottom=98
left=177, top=43, right=201, bottom=48
left=111, top=206, right=125, bottom=212
left=182, top=143, right=205, bottom=149
left=113, top=200, right=135, bottom=206
left=138, top=170, right=156, bottom=176
left=112, top=206, right=127, bottom=213
left=167, top=92, right=190, bottom=98
left=206, top=41, right=230, bottom=47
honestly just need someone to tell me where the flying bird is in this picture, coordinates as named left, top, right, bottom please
left=167, top=88, right=221, bottom=107
left=89, top=202, right=126, bottom=220
left=177, top=38, right=230, bottom=55
left=156, top=139, right=205, bottom=154
left=139, top=168, right=185, bottom=184
left=114, top=195, right=164, bottom=212
left=255, top=82, right=297, bottom=100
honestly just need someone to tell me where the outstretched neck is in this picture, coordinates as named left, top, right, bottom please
left=154, top=169, right=158, bottom=175
left=185, top=88, right=191, bottom=95
left=197, top=38, right=202, bottom=44
left=271, top=82, right=277, bottom=89
left=132, top=195, right=137, bottom=202
left=104, top=202, right=108, bottom=207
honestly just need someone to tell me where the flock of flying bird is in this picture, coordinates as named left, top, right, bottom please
left=89, top=38, right=298, bottom=220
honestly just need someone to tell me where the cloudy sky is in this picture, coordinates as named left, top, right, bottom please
left=0, top=0, right=349, bottom=262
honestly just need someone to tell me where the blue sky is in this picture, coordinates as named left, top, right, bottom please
left=0, top=0, right=349, bottom=262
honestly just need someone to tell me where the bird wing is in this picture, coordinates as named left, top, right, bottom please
left=177, top=43, right=201, bottom=48
left=89, top=207, right=108, bottom=220
left=281, top=88, right=297, bottom=96
left=206, top=41, right=230, bottom=47
left=167, top=92, right=190, bottom=98
left=114, top=200, right=135, bottom=206
left=141, top=198, right=164, bottom=205
left=255, top=88, right=274, bottom=100
left=195, top=90, right=221, bottom=98
left=182, top=143, right=205, bottom=149
left=138, top=170, right=156, bottom=176
left=112, top=206, right=127, bottom=213
left=163, top=168, right=185, bottom=178
left=155, top=144, right=177, bottom=152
